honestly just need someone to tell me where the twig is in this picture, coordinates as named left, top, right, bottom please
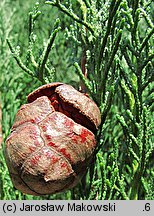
left=98, top=0, right=122, bottom=70
left=74, top=62, right=94, bottom=97
left=46, top=0, right=95, bottom=35
left=7, top=14, right=61, bottom=84
left=7, top=39, right=34, bottom=77
left=140, top=54, right=154, bottom=72
left=121, top=45, right=136, bottom=74
left=38, top=20, right=61, bottom=81
left=139, top=28, right=154, bottom=52
left=100, top=29, right=123, bottom=97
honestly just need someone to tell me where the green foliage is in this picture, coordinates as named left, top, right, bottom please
left=0, top=0, right=153, bottom=200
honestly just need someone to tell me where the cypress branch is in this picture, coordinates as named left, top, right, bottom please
left=131, top=8, right=140, bottom=46
left=98, top=0, right=122, bottom=69
left=100, top=28, right=123, bottom=95
left=139, top=27, right=154, bottom=52
left=38, top=20, right=61, bottom=81
left=139, top=8, right=154, bottom=29
left=7, top=39, right=34, bottom=77
left=140, top=53, right=154, bottom=71
left=142, top=73, right=153, bottom=91
left=46, top=0, right=95, bottom=35
left=74, top=62, right=94, bottom=97
left=121, top=46, right=136, bottom=74
left=82, top=0, right=91, bottom=8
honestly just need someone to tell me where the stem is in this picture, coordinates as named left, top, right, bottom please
left=101, top=29, right=122, bottom=101
left=38, top=24, right=61, bottom=81
left=97, top=85, right=114, bottom=144
left=98, top=0, right=122, bottom=70
left=46, top=0, right=95, bottom=35
left=130, top=172, right=140, bottom=200
left=27, top=11, right=40, bottom=68
left=140, top=54, right=154, bottom=71
left=74, top=62, right=94, bottom=97
left=121, top=46, right=136, bottom=74
left=7, top=39, right=34, bottom=77
left=80, top=49, right=87, bottom=93
left=139, top=28, right=154, bottom=52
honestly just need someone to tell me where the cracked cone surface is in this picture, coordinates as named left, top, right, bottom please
left=5, top=83, right=101, bottom=195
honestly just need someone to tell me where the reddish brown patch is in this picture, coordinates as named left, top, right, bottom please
left=49, top=94, right=74, bottom=120
left=59, top=148, right=72, bottom=161
left=46, top=91, right=96, bottom=133
left=41, top=125, right=48, bottom=131
left=34, top=142, right=41, bottom=148
left=50, top=93, right=59, bottom=110
left=29, top=146, right=36, bottom=152
left=27, top=82, right=63, bottom=103
left=30, top=119, right=35, bottom=123
left=64, top=118, right=74, bottom=128
left=58, top=104, right=64, bottom=113
left=80, top=129, right=90, bottom=143
left=71, top=134, right=78, bottom=143
left=60, top=161, right=72, bottom=173
left=47, top=142, right=73, bottom=162
left=50, top=155, right=59, bottom=164
left=60, top=161, right=67, bottom=168
left=48, top=141, right=56, bottom=147
left=45, top=135, right=52, bottom=141
left=30, top=155, right=41, bottom=165
left=63, top=110, right=70, bottom=117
